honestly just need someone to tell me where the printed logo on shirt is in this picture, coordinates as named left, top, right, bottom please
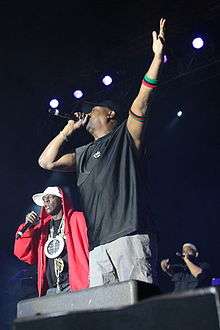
left=93, top=151, right=101, bottom=158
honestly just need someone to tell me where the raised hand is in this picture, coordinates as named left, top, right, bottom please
left=152, top=18, right=166, bottom=58
left=161, top=258, right=170, bottom=272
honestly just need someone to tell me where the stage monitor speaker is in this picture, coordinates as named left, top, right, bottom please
left=14, top=286, right=220, bottom=330
left=17, top=280, right=160, bottom=318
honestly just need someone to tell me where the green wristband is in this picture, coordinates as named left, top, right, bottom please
left=144, top=75, right=158, bottom=85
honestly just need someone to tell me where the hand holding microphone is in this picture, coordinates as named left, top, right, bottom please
left=49, top=108, right=89, bottom=126
left=176, top=251, right=190, bottom=264
left=48, top=108, right=89, bottom=122
left=54, top=111, right=90, bottom=140
left=16, top=211, right=40, bottom=239
left=25, top=211, right=40, bottom=225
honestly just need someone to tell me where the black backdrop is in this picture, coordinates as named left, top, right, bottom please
left=0, top=1, right=220, bottom=328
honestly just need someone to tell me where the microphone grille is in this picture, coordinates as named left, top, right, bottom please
left=48, top=108, right=60, bottom=116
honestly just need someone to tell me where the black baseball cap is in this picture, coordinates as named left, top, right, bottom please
left=80, top=99, right=119, bottom=114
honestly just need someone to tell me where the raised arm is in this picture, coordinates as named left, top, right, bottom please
left=127, top=18, right=166, bottom=149
left=38, top=115, right=88, bottom=172
left=183, top=255, right=203, bottom=278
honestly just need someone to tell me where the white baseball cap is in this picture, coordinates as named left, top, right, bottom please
left=32, top=187, right=62, bottom=207
left=183, top=243, right=198, bottom=252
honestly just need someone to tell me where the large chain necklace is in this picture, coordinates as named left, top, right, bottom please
left=44, top=217, right=66, bottom=259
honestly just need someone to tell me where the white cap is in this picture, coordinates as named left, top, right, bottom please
left=183, top=243, right=198, bottom=252
left=32, top=187, right=62, bottom=207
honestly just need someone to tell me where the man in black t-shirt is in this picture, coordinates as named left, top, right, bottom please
left=39, top=19, right=166, bottom=287
left=161, top=243, right=212, bottom=292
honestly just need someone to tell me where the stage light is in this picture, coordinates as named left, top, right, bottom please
left=192, top=37, right=204, bottom=49
left=49, top=99, right=59, bottom=108
left=177, top=110, right=183, bottom=117
left=73, top=90, right=83, bottom=99
left=164, top=54, right=168, bottom=63
left=102, top=75, right=112, bottom=86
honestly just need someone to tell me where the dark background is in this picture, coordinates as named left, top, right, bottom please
left=0, top=1, right=220, bottom=328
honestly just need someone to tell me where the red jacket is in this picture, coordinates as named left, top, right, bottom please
left=14, top=190, right=89, bottom=296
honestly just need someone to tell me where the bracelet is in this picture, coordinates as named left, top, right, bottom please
left=129, top=108, right=146, bottom=122
left=129, top=115, right=145, bottom=123
left=142, top=80, right=158, bottom=89
left=143, top=74, right=158, bottom=85
left=142, top=74, right=158, bottom=89
left=59, top=131, right=69, bottom=142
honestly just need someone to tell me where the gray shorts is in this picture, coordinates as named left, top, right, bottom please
left=89, top=233, right=158, bottom=287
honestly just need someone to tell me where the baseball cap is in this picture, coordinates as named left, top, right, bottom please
left=183, top=243, right=198, bottom=252
left=32, top=187, right=62, bottom=207
left=80, top=100, right=119, bottom=114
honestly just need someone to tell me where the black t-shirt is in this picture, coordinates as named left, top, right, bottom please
left=75, top=121, right=156, bottom=250
left=171, top=262, right=211, bottom=292
left=46, top=219, right=69, bottom=289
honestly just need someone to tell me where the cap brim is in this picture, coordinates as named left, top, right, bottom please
left=80, top=102, right=95, bottom=114
left=32, top=193, right=45, bottom=207
left=80, top=100, right=118, bottom=114
left=32, top=191, right=62, bottom=207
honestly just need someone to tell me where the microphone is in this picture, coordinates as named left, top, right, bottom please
left=48, top=108, right=79, bottom=121
left=16, top=221, right=39, bottom=240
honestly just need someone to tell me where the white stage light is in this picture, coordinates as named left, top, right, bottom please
left=192, top=37, right=204, bottom=49
left=49, top=99, right=59, bottom=108
left=102, top=75, right=112, bottom=86
left=73, top=90, right=83, bottom=99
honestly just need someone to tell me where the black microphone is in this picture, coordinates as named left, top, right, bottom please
left=48, top=108, right=78, bottom=121
left=16, top=221, right=39, bottom=240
